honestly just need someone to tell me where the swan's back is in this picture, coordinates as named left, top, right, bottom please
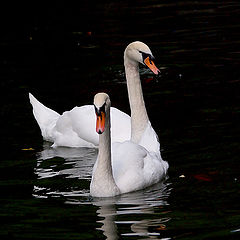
left=29, top=93, right=131, bottom=147
left=112, top=141, right=168, bottom=194
left=53, top=106, right=131, bottom=147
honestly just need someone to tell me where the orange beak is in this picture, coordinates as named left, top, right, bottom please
left=96, top=111, right=105, bottom=134
left=144, top=56, right=160, bottom=75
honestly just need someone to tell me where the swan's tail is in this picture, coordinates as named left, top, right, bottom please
left=29, top=93, right=60, bottom=142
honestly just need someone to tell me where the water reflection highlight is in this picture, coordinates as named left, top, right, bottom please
left=33, top=142, right=171, bottom=239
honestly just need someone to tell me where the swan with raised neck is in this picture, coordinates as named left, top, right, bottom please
left=90, top=93, right=168, bottom=198
left=90, top=93, right=120, bottom=197
left=124, top=41, right=160, bottom=144
left=29, top=41, right=160, bottom=149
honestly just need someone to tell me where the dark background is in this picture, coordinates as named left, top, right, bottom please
left=2, top=0, right=240, bottom=150
left=1, top=1, right=240, bottom=239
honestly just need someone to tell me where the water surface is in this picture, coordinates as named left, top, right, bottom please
left=1, top=1, right=240, bottom=239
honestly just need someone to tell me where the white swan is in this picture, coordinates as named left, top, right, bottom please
left=29, top=41, right=160, bottom=150
left=29, top=93, right=130, bottom=148
left=90, top=93, right=168, bottom=197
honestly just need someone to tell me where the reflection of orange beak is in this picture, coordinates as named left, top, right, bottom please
left=96, top=112, right=105, bottom=134
left=144, top=56, right=160, bottom=75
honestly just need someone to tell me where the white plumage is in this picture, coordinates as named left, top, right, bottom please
left=29, top=41, right=161, bottom=153
left=90, top=93, right=168, bottom=197
left=29, top=93, right=130, bottom=148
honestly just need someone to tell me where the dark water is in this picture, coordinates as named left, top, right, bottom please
left=1, top=1, right=240, bottom=239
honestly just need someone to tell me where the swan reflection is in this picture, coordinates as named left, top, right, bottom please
left=91, top=183, right=170, bottom=239
left=33, top=143, right=171, bottom=239
left=35, top=142, right=97, bottom=180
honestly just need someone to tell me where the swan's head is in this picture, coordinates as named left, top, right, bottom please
left=124, top=41, right=160, bottom=75
left=93, top=93, right=111, bottom=134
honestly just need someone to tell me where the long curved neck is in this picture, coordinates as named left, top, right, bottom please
left=91, top=108, right=120, bottom=197
left=97, top=113, right=112, bottom=175
left=124, top=57, right=149, bottom=143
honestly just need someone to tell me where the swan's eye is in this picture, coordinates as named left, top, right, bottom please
left=139, top=51, right=155, bottom=64
left=99, top=103, right=106, bottom=114
left=94, top=103, right=106, bottom=117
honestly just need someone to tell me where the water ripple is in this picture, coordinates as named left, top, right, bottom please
left=33, top=142, right=171, bottom=239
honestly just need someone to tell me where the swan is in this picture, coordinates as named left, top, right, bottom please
left=29, top=41, right=160, bottom=150
left=90, top=93, right=168, bottom=197
left=29, top=93, right=130, bottom=148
